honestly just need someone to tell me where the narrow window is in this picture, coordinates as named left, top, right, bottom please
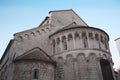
left=95, top=33, right=99, bottom=40
left=101, top=35, right=104, bottom=43
left=53, top=39, right=56, bottom=54
left=33, top=69, right=39, bottom=79
left=89, top=33, right=93, bottom=39
left=104, top=38, right=108, bottom=50
left=62, top=36, right=67, bottom=50
left=68, top=34, right=73, bottom=41
left=75, top=33, right=79, bottom=39
left=56, top=38, right=60, bottom=45
left=82, top=32, right=88, bottom=48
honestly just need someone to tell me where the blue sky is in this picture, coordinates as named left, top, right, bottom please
left=0, top=0, right=120, bottom=69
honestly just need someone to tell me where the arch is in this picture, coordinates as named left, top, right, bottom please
left=62, top=36, right=67, bottom=50
left=31, top=32, right=35, bottom=37
left=68, top=34, right=73, bottom=41
left=89, top=32, right=93, bottom=39
left=77, top=53, right=86, bottom=62
left=101, top=35, right=104, bottom=43
left=57, top=56, right=64, bottom=63
left=87, top=53, right=99, bottom=79
left=62, top=36, right=66, bottom=40
left=66, top=54, right=73, bottom=59
left=24, top=34, right=30, bottom=39
left=42, top=29, right=45, bottom=32
left=65, top=54, right=75, bottom=80
left=95, top=33, right=99, bottom=40
left=88, top=53, right=96, bottom=57
left=82, top=32, right=88, bottom=48
left=88, top=53, right=97, bottom=63
left=77, top=53, right=85, bottom=57
left=56, top=56, right=64, bottom=80
left=75, top=32, right=81, bottom=49
left=66, top=54, right=73, bottom=62
left=104, top=37, right=108, bottom=50
left=77, top=53, right=87, bottom=80
left=103, top=54, right=107, bottom=59
left=56, top=37, right=61, bottom=52
left=56, top=37, right=60, bottom=44
left=36, top=30, right=41, bottom=35
left=17, top=36, right=23, bottom=41
left=75, top=32, right=80, bottom=39
left=68, top=34, right=74, bottom=50
left=46, top=27, right=50, bottom=31
left=82, top=32, right=86, bottom=38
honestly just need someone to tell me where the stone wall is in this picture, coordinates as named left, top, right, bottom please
left=54, top=51, right=114, bottom=80
left=13, top=60, right=55, bottom=80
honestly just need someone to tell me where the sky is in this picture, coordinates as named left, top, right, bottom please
left=0, top=0, right=120, bottom=70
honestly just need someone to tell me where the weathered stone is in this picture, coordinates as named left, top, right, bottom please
left=0, top=9, right=116, bottom=80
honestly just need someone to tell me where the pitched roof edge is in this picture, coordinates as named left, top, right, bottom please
left=115, top=37, right=120, bottom=41
left=71, top=9, right=88, bottom=26
left=0, top=39, right=14, bottom=64
left=14, top=47, right=54, bottom=62
left=49, top=9, right=73, bottom=14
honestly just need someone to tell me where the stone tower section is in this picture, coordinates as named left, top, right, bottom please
left=49, top=11, right=116, bottom=80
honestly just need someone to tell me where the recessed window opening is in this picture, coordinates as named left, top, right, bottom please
left=33, top=69, right=39, bottom=79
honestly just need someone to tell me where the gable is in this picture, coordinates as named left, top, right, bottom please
left=49, top=9, right=88, bottom=27
left=15, top=47, right=54, bottom=62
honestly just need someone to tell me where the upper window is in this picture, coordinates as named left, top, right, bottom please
left=89, top=33, right=93, bottom=39
left=95, top=33, right=99, bottom=40
left=62, top=36, right=67, bottom=50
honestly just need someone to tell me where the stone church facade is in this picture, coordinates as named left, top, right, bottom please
left=0, top=9, right=116, bottom=80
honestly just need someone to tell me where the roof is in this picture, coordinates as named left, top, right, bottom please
left=49, top=9, right=74, bottom=13
left=14, top=9, right=88, bottom=36
left=0, top=39, right=14, bottom=64
left=39, top=9, right=88, bottom=28
left=115, top=37, right=120, bottom=41
left=55, top=22, right=88, bottom=32
left=14, top=47, right=55, bottom=63
left=49, top=24, right=109, bottom=41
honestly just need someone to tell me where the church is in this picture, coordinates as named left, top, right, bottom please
left=0, top=9, right=116, bottom=80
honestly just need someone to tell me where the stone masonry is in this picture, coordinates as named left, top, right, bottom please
left=0, top=9, right=116, bottom=80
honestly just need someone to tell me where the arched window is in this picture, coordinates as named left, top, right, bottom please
left=36, top=30, right=41, bottom=35
left=89, top=33, right=93, bottom=39
left=52, top=39, right=56, bottom=54
left=75, top=32, right=79, bottom=39
left=24, top=34, right=30, bottom=39
left=95, top=33, right=99, bottom=40
left=68, top=34, right=73, bottom=41
left=104, top=37, right=108, bottom=50
left=82, top=32, right=88, bottom=48
left=31, top=32, right=35, bottom=37
left=56, top=38, right=60, bottom=44
left=62, top=36, right=67, bottom=50
left=101, top=35, right=104, bottom=43
left=33, top=69, right=39, bottom=79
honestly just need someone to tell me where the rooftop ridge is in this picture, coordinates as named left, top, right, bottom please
left=49, top=9, right=73, bottom=14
